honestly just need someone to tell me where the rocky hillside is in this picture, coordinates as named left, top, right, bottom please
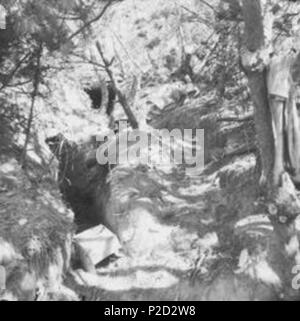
left=1, top=0, right=300, bottom=301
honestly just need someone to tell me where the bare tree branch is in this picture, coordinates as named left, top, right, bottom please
left=0, top=51, right=33, bottom=92
left=95, top=41, right=139, bottom=129
left=21, top=44, right=43, bottom=169
left=217, top=115, right=254, bottom=122
left=110, top=28, right=144, bottom=73
left=180, top=5, right=213, bottom=27
left=67, top=1, right=114, bottom=43
left=71, top=52, right=106, bottom=68
left=198, top=0, right=216, bottom=12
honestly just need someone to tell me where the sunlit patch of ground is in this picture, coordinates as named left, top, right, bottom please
left=64, top=149, right=300, bottom=301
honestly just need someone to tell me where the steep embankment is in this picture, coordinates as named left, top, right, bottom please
left=47, top=95, right=300, bottom=301
left=1, top=0, right=300, bottom=301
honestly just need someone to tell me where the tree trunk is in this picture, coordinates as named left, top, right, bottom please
left=240, top=0, right=275, bottom=189
left=21, top=44, right=42, bottom=169
left=247, top=71, right=274, bottom=187
left=239, top=0, right=300, bottom=299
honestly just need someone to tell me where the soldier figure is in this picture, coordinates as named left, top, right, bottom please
left=267, top=47, right=300, bottom=185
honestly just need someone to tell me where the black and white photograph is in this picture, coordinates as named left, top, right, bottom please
left=0, top=0, right=300, bottom=303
